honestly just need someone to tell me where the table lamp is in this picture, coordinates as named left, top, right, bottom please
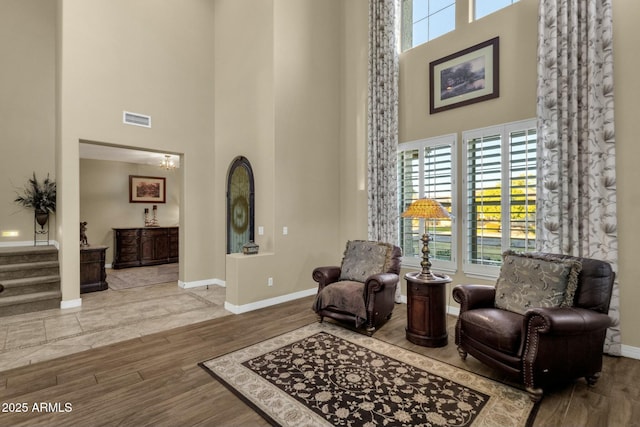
left=401, top=198, right=451, bottom=280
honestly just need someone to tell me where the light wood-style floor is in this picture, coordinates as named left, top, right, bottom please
left=0, top=296, right=638, bottom=426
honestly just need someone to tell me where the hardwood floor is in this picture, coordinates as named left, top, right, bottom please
left=0, top=296, right=638, bottom=426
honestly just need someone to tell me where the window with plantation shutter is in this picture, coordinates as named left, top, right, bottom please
left=462, top=119, right=536, bottom=277
left=398, top=134, right=456, bottom=272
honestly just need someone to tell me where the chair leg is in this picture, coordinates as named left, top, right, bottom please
left=586, top=372, right=601, bottom=387
left=525, top=386, right=543, bottom=402
left=318, top=316, right=324, bottom=324
left=456, top=346, right=468, bottom=360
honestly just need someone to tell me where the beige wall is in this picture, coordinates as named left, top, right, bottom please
left=0, top=0, right=57, bottom=244
left=399, top=1, right=537, bottom=142
left=340, top=0, right=370, bottom=243
left=79, top=158, right=181, bottom=264
left=56, top=0, right=216, bottom=302
left=397, top=0, right=640, bottom=351
left=613, top=1, right=640, bottom=350
left=216, top=0, right=347, bottom=306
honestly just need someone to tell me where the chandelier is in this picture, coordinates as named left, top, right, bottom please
left=160, top=154, right=176, bottom=170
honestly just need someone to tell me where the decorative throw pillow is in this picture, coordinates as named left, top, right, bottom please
left=338, top=240, right=393, bottom=283
left=494, top=251, right=582, bottom=315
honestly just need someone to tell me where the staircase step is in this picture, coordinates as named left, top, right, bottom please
left=0, top=291, right=61, bottom=317
left=0, top=261, right=60, bottom=281
left=0, top=245, right=58, bottom=265
left=0, top=275, right=61, bottom=297
left=0, top=246, right=61, bottom=316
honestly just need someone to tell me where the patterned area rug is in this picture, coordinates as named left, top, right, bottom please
left=199, top=322, right=537, bottom=427
left=107, top=263, right=179, bottom=290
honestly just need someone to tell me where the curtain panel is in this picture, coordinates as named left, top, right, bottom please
left=536, top=0, right=620, bottom=355
left=367, top=0, right=399, bottom=247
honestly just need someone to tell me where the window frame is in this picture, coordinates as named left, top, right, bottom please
left=461, top=118, right=537, bottom=278
left=473, top=0, right=520, bottom=21
left=397, top=134, right=457, bottom=273
left=400, top=0, right=456, bottom=52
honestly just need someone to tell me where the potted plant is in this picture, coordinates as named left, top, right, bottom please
left=14, top=172, right=57, bottom=228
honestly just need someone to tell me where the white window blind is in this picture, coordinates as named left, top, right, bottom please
left=462, top=119, right=536, bottom=277
left=398, top=135, right=456, bottom=272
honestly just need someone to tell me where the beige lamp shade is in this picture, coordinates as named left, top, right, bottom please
left=401, top=198, right=451, bottom=280
left=401, top=198, right=451, bottom=220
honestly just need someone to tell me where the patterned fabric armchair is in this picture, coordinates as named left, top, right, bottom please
left=312, top=240, right=402, bottom=335
left=453, top=251, right=615, bottom=402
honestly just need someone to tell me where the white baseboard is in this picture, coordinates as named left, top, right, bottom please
left=621, top=345, right=640, bottom=360
left=224, top=288, right=317, bottom=315
left=60, top=298, right=82, bottom=309
left=179, top=278, right=226, bottom=289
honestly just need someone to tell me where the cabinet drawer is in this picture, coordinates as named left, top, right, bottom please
left=141, top=228, right=164, bottom=237
left=117, top=230, right=138, bottom=237
left=120, top=246, right=138, bottom=255
left=80, top=250, right=104, bottom=263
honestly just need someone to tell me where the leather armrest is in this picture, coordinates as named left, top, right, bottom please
left=364, top=272, right=399, bottom=294
left=525, top=307, right=613, bottom=335
left=452, top=284, right=496, bottom=312
left=312, top=266, right=341, bottom=289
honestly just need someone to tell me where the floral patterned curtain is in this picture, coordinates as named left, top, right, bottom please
left=537, top=0, right=620, bottom=355
left=368, top=0, right=399, bottom=246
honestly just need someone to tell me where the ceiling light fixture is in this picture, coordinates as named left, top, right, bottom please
left=160, top=155, right=176, bottom=171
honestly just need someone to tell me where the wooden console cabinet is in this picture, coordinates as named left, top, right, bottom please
left=112, top=227, right=178, bottom=269
left=405, top=272, right=451, bottom=347
left=80, top=245, right=108, bottom=293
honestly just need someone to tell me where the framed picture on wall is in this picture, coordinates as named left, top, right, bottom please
left=429, top=37, right=499, bottom=114
left=129, top=175, right=166, bottom=203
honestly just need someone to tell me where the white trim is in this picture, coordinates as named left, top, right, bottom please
left=224, top=288, right=317, bottom=315
left=463, top=270, right=499, bottom=281
left=60, top=298, right=82, bottom=309
left=179, top=278, right=225, bottom=289
left=447, top=304, right=460, bottom=317
left=621, top=345, right=640, bottom=360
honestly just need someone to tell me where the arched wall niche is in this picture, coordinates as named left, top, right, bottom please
left=226, top=156, right=255, bottom=254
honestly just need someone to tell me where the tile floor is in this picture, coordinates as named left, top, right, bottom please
left=0, top=274, right=230, bottom=372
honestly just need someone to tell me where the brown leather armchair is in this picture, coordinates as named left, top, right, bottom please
left=453, top=253, right=615, bottom=402
left=312, top=240, right=402, bottom=335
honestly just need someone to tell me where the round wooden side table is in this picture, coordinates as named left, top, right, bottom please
left=405, top=271, right=452, bottom=347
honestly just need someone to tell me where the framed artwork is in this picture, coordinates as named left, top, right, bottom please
left=129, top=175, right=166, bottom=203
left=429, top=37, right=499, bottom=114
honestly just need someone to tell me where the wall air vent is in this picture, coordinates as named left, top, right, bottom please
left=123, top=111, right=151, bottom=128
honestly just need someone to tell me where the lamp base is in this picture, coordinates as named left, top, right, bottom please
left=416, top=271, right=439, bottom=281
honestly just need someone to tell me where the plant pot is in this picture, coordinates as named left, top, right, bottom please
left=35, top=210, right=49, bottom=229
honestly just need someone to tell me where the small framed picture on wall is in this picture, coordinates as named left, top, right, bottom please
left=129, top=175, right=166, bottom=203
left=430, top=37, right=499, bottom=114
